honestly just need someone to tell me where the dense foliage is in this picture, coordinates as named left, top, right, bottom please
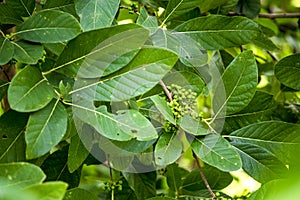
left=0, top=0, right=300, bottom=199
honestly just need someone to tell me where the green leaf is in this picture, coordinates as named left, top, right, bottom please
left=75, top=0, right=120, bottom=31
left=95, top=47, right=177, bottom=101
left=154, top=133, right=182, bottom=166
left=178, top=115, right=209, bottom=136
left=124, top=171, right=157, bottom=200
left=137, top=7, right=158, bottom=29
left=0, top=162, right=45, bottom=190
left=232, top=142, right=288, bottom=183
left=213, top=50, right=258, bottom=117
left=25, top=99, right=68, bottom=159
left=63, top=188, right=98, bottom=200
left=0, top=110, right=28, bottom=163
left=146, top=198, right=176, bottom=200
left=227, top=121, right=300, bottom=163
left=222, top=91, right=275, bottom=134
left=181, top=165, right=233, bottom=192
left=174, top=15, right=260, bottom=50
left=16, top=10, right=81, bottom=43
left=23, top=182, right=68, bottom=200
left=67, top=133, right=91, bottom=173
left=0, top=36, right=14, bottom=65
left=150, top=95, right=176, bottom=125
left=164, top=0, right=200, bottom=22
left=252, top=34, right=279, bottom=51
left=275, top=53, right=300, bottom=90
left=53, top=24, right=149, bottom=77
left=151, top=28, right=208, bottom=67
left=8, top=65, right=55, bottom=112
left=165, top=164, right=188, bottom=196
left=199, top=0, right=233, bottom=13
left=235, top=0, right=261, bottom=19
left=12, top=41, right=43, bottom=64
left=192, top=134, right=242, bottom=172
left=41, top=145, right=81, bottom=189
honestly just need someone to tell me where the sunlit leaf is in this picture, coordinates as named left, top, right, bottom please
left=8, top=65, right=55, bottom=112
left=23, top=182, right=68, bottom=200
left=25, top=99, right=68, bottom=159
left=192, top=134, right=242, bottom=172
left=178, top=115, right=209, bottom=136
left=75, top=0, right=120, bottom=31
left=175, top=15, right=260, bottom=50
left=150, top=95, right=176, bottom=125
left=16, top=10, right=81, bottom=43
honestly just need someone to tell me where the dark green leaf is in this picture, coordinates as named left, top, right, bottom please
left=252, top=34, right=279, bottom=51
left=23, top=182, right=68, bottom=200
left=213, top=50, right=258, bottom=117
left=53, top=24, right=149, bottom=77
left=123, top=171, right=156, bottom=200
left=0, top=80, right=9, bottom=102
left=192, top=134, right=242, bottom=172
left=164, top=0, right=200, bottom=22
left=150, top=95, right=176, bottom=125
left=0, top=110, right=28, bottom=163
left=0, top=162, right=45, bottom=190
left=12, top=41, right=43, bottom=64
left=235, top=0, right=261, bottom=19
left=75, top=0, right=120, bottom=31
left=165, top=164, right=188, bottom=196
left=16, top=10, right=81, bottom=43
left=146, top=198, right=176, bottom=200
left=175, top=15, right=260, bottom=50
left=0, top=36, right=14, bottom=65
left=182, top=165, right=233, bottom=192
left=25, top=99, right=68, bottom=159
left=227, top=121, right=300, bottom=163
left=8, top=65, right=55, bottom=112
left=275, top=53, right=300, bottom=90
left=232, top=142, right=288, bottom=183
left=154, top=133, right=182, bottom=166
left=63, top=188, right=98, bottom=200
left=41, top=145, right=81, bottom=189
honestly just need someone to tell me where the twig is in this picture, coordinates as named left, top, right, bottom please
left=159, top=80, right=173, bottom=102
left=228, top=11, right=300, bottom=19
left=193, top=152, right=217, bottom=200
left=267, top=50, right=279, bottom=62
left=0, top=66, right=10, bottom=82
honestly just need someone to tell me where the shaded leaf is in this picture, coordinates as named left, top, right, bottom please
left=164, top=0, right=200, bottom=22
left=213, top=50, right=258, bottom=117
left=12, top=41, right=43, bottom=64
left=154, top=133, right=182, bottom=166
left=25, top=99, right=68, bottom=159
left=8, top=65, right=55, bottom=112
left=165, top=164, right=188, bottom=196
left=23, top=182, right=68, bottom=200
left=235, top=0, right=261, bottom=19
left=275, top=53, right=300, bottom=90
left=16, top=10, right=81, bottom=43
left=0, top=162, right=45, bottom=190
left=175, top=15, right=260, bottom=50
left=0, top=80, right=9, bottom=103
left=75, top=0, right=120, bottom=31
left=182, top=165, right=233, bottom=192
left=41, top=145, right=81, bottom=189
left=232, top=142, right=288, bottom=183
left=53, top=24, right=149, bottom=77
left=178, top=115, right=209, bottom=136
left=227, top=121, right=300, bottom=163
left=123, top=171, right=156, bottom=200
left=150, top=95, right=176, bottom=125
left=252, top=34, right=279, bottom=51
left=192, top=134, right=242, bottom=172
left=63, top=188, right=98, bottom=200
left=0, top=36, right=14, bottom=65
left=0, top=110, right=28, bottom=163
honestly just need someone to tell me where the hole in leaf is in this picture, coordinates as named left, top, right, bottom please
left=2, top=134, right=8, bottom=139
left=131, top=130, right=137, bottom=134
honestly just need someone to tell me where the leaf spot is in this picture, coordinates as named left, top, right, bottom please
left=2, top=134, right=8, bottom=139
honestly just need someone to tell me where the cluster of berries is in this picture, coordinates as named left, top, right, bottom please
left=104, top=180, right=123, bottom=191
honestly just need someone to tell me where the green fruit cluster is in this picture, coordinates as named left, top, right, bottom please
left=166, top=84, right=198, bottom=119
left=104, top=180, right=123, bottom=191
